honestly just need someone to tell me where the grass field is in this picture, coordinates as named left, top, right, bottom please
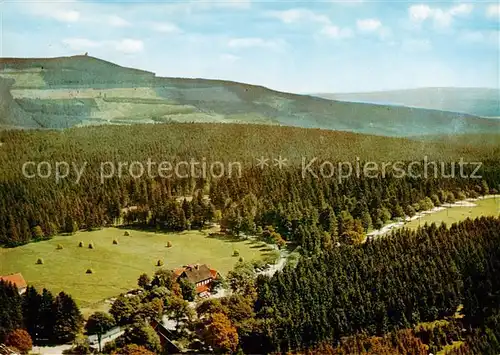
left=0, top=227, right=270, bottom=307
left=405, top=198, right=500, bottom=230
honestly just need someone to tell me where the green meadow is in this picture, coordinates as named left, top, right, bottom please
left=0, top=227, right=270, bottom=307
left=405, top=197, right=500, bottom=230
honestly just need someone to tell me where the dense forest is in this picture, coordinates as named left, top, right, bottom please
left=190, top=217, right=500, bottom=354
left=253, top=217, right=500, bottom=353
left=0, top=124, right=499, bottom=247
left=0, top=156, right=498, bottom=248
left=4, top=217, right=499, bottom=354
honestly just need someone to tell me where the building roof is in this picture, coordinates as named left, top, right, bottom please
left=0, top=273, right=27, bottom=290
left=196, top=284, right=210, bottom=294
left=177, top=264, right=217, bottom=284
left=173, top=268, right=185, bottom=277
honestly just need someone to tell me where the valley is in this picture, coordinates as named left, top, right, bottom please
left=315, top=87, right=500, bottom=118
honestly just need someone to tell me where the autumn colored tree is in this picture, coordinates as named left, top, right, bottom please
left=112, top=344, right=155, bottom=355
left=196, top=299, right=228, bottom=320
left=5, top=329, right=33, bottom=354
left=203, top=312, right=239, bottom=354
left=137, top=298, right=164, bottom=321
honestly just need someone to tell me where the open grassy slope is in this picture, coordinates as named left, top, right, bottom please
left=314, top=87, right=500, bottom=118
left=0, top=227, right=269, bottom=306
left=405, top=197, right=500, bottom=230
left=1, top=56, right=499, bottom=136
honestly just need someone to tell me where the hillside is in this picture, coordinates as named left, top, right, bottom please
left=314, top=87, right=500, bottom=118
left=1, top=56, right=500, bottom=136
left=1, top=124, right=499, bottom=177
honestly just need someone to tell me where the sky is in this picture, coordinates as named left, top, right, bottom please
left=1, top=0, right=499, bottom=93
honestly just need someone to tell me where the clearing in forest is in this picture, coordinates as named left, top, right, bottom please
left=405, top=197, right=500, bottom=230
left=0, top=227, right=270, bottom=307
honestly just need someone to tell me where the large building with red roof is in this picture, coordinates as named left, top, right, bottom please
left=173, top=264, right=218, bottom=297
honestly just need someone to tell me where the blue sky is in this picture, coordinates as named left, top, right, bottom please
left=1, top=0, right=499, bottom=93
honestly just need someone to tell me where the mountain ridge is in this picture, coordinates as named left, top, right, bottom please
left=1, top=55, right=499, bottom=136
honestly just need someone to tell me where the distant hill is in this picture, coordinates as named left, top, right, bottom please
left=1, top=56, right=500, bottom=137
left=314, top=88, right=500, bottom=118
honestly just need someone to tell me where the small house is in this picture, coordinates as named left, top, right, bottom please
left=0, top=273, right=27, bottom=294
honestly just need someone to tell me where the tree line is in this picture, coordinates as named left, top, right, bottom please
left=246, top=217, right=500, bottom=353
left=0, top=283, right=83, bottom=347
left=0, top=161, right=497, bottom=250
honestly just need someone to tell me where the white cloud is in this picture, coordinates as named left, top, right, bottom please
left=114, top=39, right=144, bottom=54
left=432, top=9, right=453, bottom=27
left=355, top=18, right=391, bottom=41
left=486, top=4, right=500, bottom=19
left=150, top=22, right=182, bottom=33
left=459, top=30, right=500, bottom=45
left=215, top=0, right=251, bottom=9
left=409, top=3, right=473, bottom=28
left=449, top=4, right=473, bottom=16
left=108, top=15, right=130, bottom=27
left=409, top=4, right=433, bottom=22
left=220, top=54, right=240, bottom=64
left=333, top=0, right=364, bottom=5
left=62, top=38, right=144, bottom=54
left=53, top=10, right=80, bottom=23
left=267, top=8, right=330, bottom=25
left=19, top=1, right=82, bottom=23
left=356, top=18, right=382, bottom=32
left=321, top=25, right=353, bottom=39
left=193, top=0, right=251, bottom=10
left=402, top=39, right=432, bottom=52
left=268, top=8, right=354, bottom=41
left=227, top=37, right=281, bottom=49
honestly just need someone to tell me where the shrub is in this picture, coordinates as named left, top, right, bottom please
left=252, top=259, right=266, bottom=270
left=156, top=260, right=164, bottom=267
left=32, top=225, right=45, bottom=240
left=36, top=258, right=44, bottom=265
left=5, top=329, right=32, bottom=354
left=88, top=242, right=94, bottom=249
left=238, top=256, right=244, bottom=263
left=78, top=241, right=84, bottom=247
left=263, top=250, right=281, bottom=265
left=112, top=239, right=119, bottom=245
left=56, top=244, right=63, bottom=250
left=166, top=241, right=172, bottom=248
left=112, top=344, right=155, bottom=355
left=232, top=250, right=240, bottom=257
left=124, top=231, right=130, bottom=236
left=86, top=268, right=93, bottom=274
